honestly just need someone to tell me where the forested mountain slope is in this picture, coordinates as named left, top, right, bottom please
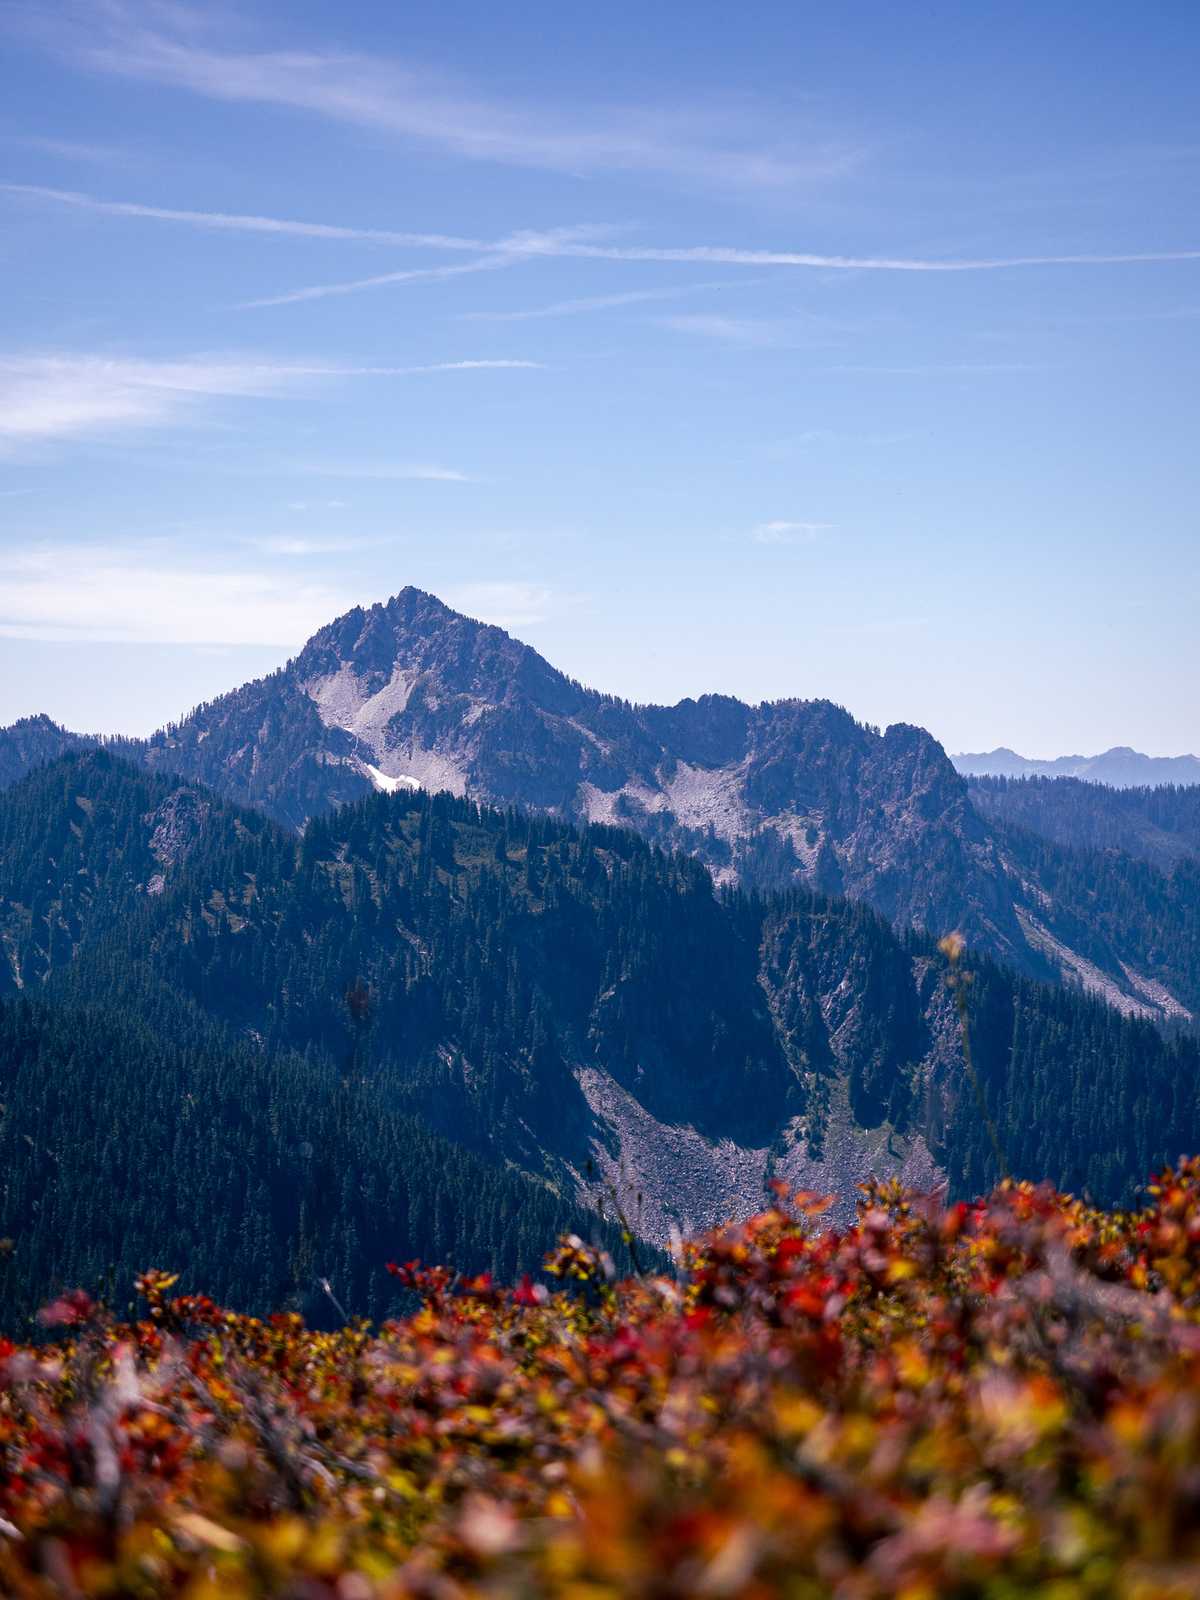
left=2, top=750, right=1197, bottom=1331
left=2, top=588, right=1196, bottom=1025
left=0, top=713, right=92, bottom=788
left=0, top=992, right=627, bottom=1332
left=970, top=773, right=1200, bottom=869
left=964, top=777, right=1200, bottom=1025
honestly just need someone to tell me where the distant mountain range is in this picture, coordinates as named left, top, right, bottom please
left=2, top=747, right=1196, bottom=1326
left=1, top=587, right=1197, bottom=1027
left=955, top=747, right=1200, bottom=787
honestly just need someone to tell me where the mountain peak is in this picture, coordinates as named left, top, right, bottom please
left=380, top=585, right=468, bottom=627
left=296, top=586, right=533, bottom=671
left=294, top=584, right=557, bottom=688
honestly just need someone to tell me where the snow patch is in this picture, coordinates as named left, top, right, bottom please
left=370, top=743, right=469, bottom=798
left=359, top=762, right=421, bottom=796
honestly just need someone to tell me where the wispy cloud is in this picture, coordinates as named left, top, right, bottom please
left=661, top=312, right=846, bottom=349
left=751, top=520, right=834, bottom=545
left=235, top=255, right=514, bottom=308
left=824, top=362, right=1042, bottom=375
left=0, top=542, right=352, bottom=644
left=759, top=428, right=916, bottom=459
left=443, top=581, right=556, bottom=628
left=287, top=459, right=471, bottom=483
left=458, top=280, right=756, bottom=322
left=283, top=359, right=544, bottom=376
left=538, top=240, right=1200, bottom=271
left=390, top=359, right=543, bottom=373
left=3, top=137, right=134, bottom=166
left=215, top=233, right=1200, bottom=311
left=251, top=534, right=368, bottom=557
left=23, top=2, right=856, bottom=191
left=0, top=353, right=540, bottom=449
left=10, top=180, right=1200, bottom=312
left=231, top=227, right=620, bottom=309
left=0, top=181, right=490, bottom=248
left=663, top=313, right=748, bottom=344
left=0, top=353, right=306, bottom=448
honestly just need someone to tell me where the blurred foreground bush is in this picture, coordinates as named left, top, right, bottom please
left=7, top=1164, right=1200, bottom=1596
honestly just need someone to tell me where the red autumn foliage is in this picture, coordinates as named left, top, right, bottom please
left=5, top=1165, right=1200, bottom=1594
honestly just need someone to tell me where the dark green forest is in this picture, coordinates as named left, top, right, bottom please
left=1, top=750, right=1198, bottom=1331
left=0, top=993, right=626, bottom=1331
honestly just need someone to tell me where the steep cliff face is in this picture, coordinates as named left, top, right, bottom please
left=1, top=589, right=1193, bottom=1021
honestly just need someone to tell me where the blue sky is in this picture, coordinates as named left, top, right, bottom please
left=0, top=0, right=1197, bottom=756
